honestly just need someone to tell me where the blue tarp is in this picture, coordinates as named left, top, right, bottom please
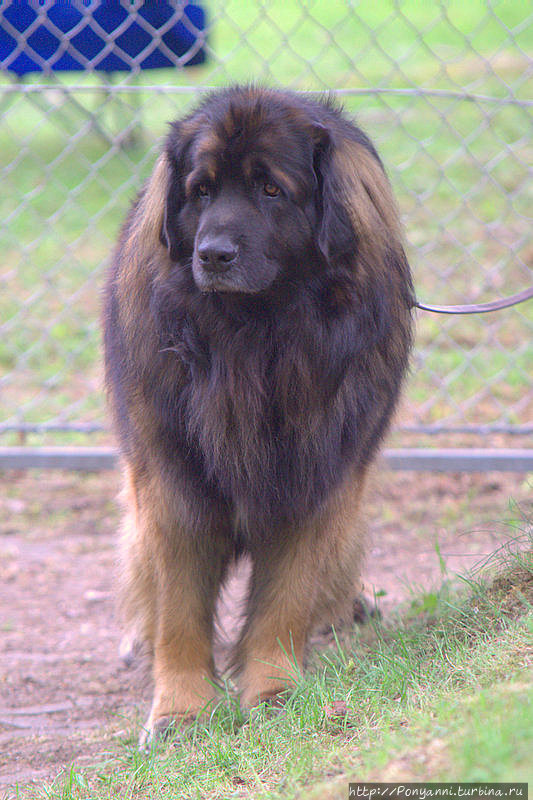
left=0, top=1, right=206, bottom=75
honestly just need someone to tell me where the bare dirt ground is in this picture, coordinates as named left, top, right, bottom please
left=1, top=466, right=531, bottom=796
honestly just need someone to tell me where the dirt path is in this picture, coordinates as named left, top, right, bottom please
left=1, top=467, right=530, bottom=795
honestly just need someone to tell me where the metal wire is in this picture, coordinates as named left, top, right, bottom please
left=0, top=1, right=531, bottom=448
left=415, top=285, right=533, bottom=314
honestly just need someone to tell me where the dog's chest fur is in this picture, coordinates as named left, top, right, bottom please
left=154, top=290, right=360, bottom=535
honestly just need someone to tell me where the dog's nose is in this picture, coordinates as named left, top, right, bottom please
left=197, top=235, right=238, bottom=273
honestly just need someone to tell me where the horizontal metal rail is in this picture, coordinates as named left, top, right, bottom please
left=1, top=423, right=532, bottom=436
left=383, top=449, right=533, bottom=472
left=2, top=83, right=532, bottom=107
left=0, top=447, right=532, bottom=472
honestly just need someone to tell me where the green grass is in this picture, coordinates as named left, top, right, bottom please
left=17, top=531, right=532, bottom=799
left=447, top=678, right=532, bottom=780
left=1, top=1, right=532, bottom=441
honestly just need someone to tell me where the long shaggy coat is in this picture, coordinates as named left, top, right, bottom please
left=103, top=86, right=414, bottom=741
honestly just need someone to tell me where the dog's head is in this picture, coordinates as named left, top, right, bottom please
left=159, top=87, right=404, bottom=297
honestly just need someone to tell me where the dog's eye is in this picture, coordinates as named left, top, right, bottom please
left=197, top=183, right=210, bottom=198
left=263, top=182, right=280, bottom=197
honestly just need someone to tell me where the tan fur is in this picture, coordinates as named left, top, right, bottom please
left=334, top=138, right=412, bottom=354
left=120, top=463, right=234, bottom=729
left=120, top=456, right=369, bottom=721
left=126, top=153, right=170, bottom=262
left=236, top=467, right=369, bottom=707
left=192, top=131, right=222, bottom=184
left=334, top=139, right=401, bottom=260
left=116, top=153, right=171, bottom=314
left=114, top=154, right=172, bottom=346
left=269, top=166, right=299, bottom=198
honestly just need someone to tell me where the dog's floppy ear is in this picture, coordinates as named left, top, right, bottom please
left=159, top=120, right=193, bottom=262
left=313, top=124, right=402, bottom=271
left=159, top=158, right=182, bottom=262
left=313, top=123, right=357, bottom=264
left=121, top=152, right=170, bottom=268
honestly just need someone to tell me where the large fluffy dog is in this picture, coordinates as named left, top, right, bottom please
left=103, top=86, right=414, bottom=739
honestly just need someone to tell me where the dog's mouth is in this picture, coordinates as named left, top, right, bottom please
left=192, top=254, right=279, bottom=296
left=194, top=268, right=247, bottom=294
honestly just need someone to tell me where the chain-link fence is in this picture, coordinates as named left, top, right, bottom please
left=1, top=1, right=532, bottom=460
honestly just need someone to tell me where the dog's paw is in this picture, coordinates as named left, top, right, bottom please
left=138, top=700, right=209, bottom=750
left=138, top=714, right=189, bottom=750
left=240, top=682, right=293, bottom=712
left=118, top=633, right=143, bottom=667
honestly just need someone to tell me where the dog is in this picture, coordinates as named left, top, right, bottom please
left=102, top=86, right=414, bottom=741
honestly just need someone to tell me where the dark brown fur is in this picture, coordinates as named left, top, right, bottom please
left=103, top=86, right=414, bottom=739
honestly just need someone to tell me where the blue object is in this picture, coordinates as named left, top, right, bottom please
left=0, top=1, right=206, bottom=76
